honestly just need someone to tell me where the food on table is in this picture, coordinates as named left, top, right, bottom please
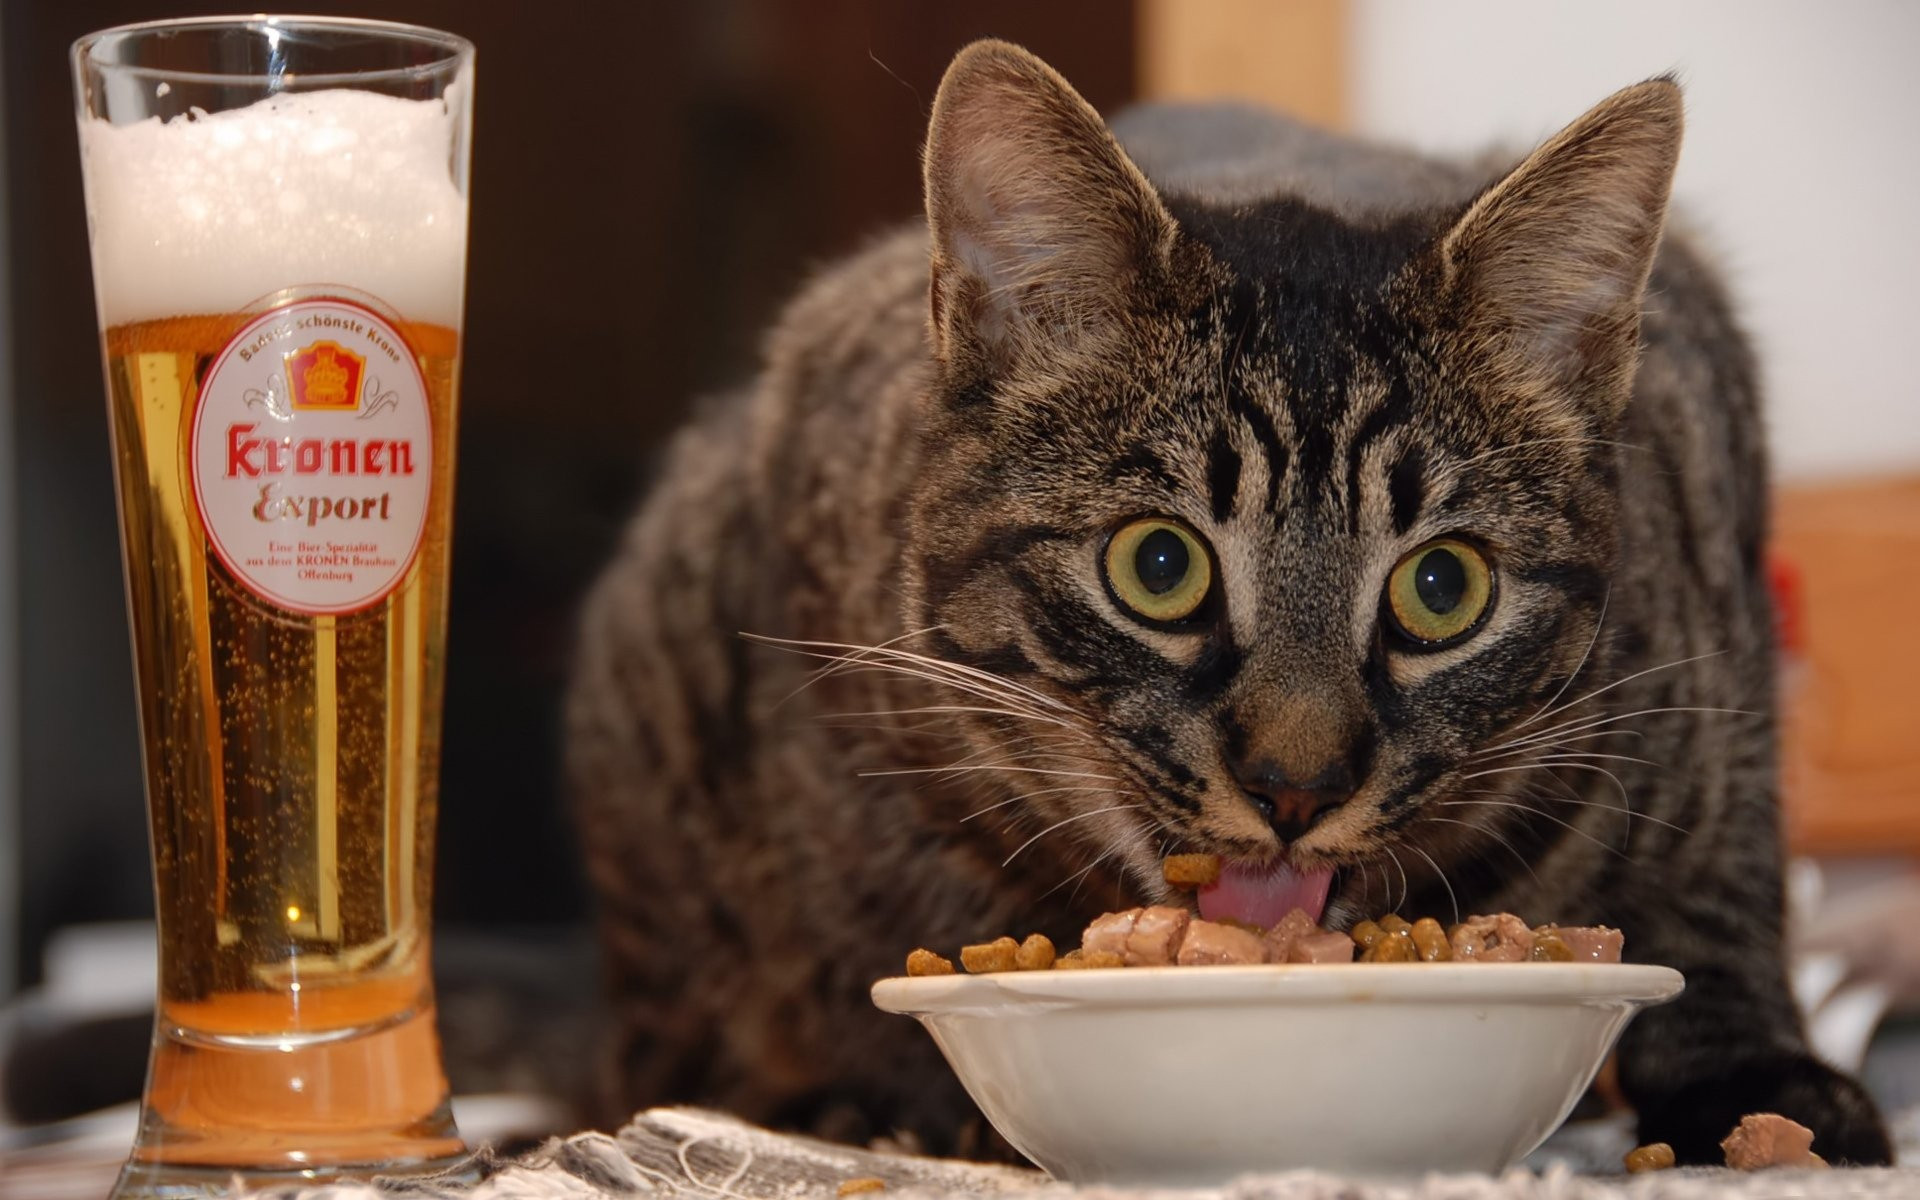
left=1721, top=1112, right=1826, bottom=1170
left=959, top=937, right=1020, bottom=973
left=904, top=948, right=954, bottom=977
left=900, top=895, right=1623, bottom=974
left=837, top=1178, right=887, bottom=1196
left=1623, top=1142, right=1675, bottom=1173
left=1162, top=852, right=1223, bottom=889
left=1013, top=933, right=1056, bottom=971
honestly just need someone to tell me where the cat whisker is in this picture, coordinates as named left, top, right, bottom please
left=1496, top=651, right=1729, bottom=740
left=1468, top=728, right=1645, bottom=763
left=960, top=783, right=1114, bottom=823
left=1404, top=843, right=1461, bottom=927
left=1483, top=703, right=1756, bottom=756
left=799, top=660, right=1069, bottom=725
left=1045, top=846, right=1119, bottom=905
left=826, top=703, right=1074, bottom=730
left=862, top=763, right=1118, bottom=781
left=1512, top=748, right=1663, bottom=770
left=1517, top=586, right=1611, bottom=727
left=1386, top=846, right=1411, bottom=915
left=748, top=630, right=1078, bottom=719
left=1436, top=798, right=1634, bottom=862
left=1419, top=815, right=1544, bottom=888
left=1002, top=803, right=1148, bottom=868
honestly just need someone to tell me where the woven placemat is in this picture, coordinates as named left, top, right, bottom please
left=243, top=1107, right=1920, bottom=1200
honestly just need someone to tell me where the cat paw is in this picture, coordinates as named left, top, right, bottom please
left=1634, top=1052, right=1893, bottom=1167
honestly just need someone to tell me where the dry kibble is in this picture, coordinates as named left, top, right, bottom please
left=1361, top=931, right=1417, bottom=963
left=1014, top=933, right=1057, bottom=971
left=1378, top=913, right=1413, bottom=936
left=904, top=948, right=955, bottom=977
left=1350, top=919, right=1386, bottom=950
left=1162, top=853, right=1223, bottom=889
left=1410, top=917, right=1452, bottom=962
left=838, top=1179, right=887, bottom=1196
left=1624, top=1143, right=1675, bottom=1173
left=959, top=936, right=1020, bottom=973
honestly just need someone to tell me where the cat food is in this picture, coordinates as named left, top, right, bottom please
left=1014, top=933, right=1057, bottom=971
left=960, top=937, right=1020, bottom=973
left=1449, top=912, right=1533, bottom=962
left=1721, top=1113, right=1826, bottom=1170
left=1162, top=853, right=1223, bottom=889
left=837, top=1178, right=887, bottom=1196
left=1623, top=1143, right=1675, bottom=1173
left=1410, top=917, right=1452, bottom=961
left=905, top=948, right=955, bottom=977
left=904, top=907, right=1619, bottom=974
left=1175, top=918, right=1267, bottom=965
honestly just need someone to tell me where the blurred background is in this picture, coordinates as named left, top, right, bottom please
left=2, top=0, right=1917, bottom=1186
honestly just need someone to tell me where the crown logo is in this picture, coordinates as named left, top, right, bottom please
left=284, top=340, right=366, bottom=412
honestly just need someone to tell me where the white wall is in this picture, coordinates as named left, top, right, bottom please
left=1349, top=0, right=1920, bottom=483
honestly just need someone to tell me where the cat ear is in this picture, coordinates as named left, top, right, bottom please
left=1437, top=79, right=1683, bottom=419
left=923, top=40, right=1178, bottom=379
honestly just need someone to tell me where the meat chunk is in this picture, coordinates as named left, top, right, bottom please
left=1450, top=913, right=1532, bottom=962
left=1125, top=905, right=1192, bottom=965
left=1552, top=924, right=1626, bottom=963
left=1081, top=909, right=1140, bottom=958
left=1721, top=1112, right=1825, bottom=1170
left=1261, top=907, right=1318, bottom=961
left=1288, top=930, right=1356, bottom=963
left=1175, top=918, right=1266, bottom=965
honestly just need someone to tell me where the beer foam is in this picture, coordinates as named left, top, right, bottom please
left=80, top=86, right=468, bottom=328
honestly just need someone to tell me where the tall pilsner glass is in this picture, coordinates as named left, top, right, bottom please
left=72, top=17, right=474, bottom=1196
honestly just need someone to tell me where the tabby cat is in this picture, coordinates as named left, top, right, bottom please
left=567, top=41, right=1891, bottom=1165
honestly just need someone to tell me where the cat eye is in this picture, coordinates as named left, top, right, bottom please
left=1383, top=538, right=1494, bottom=648
left=1104, top=518, right=1213, bottom=624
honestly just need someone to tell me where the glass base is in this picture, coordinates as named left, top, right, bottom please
left=109, top=1150, right=482, bottom=1199
left=113, top=995, right=468, bottom=1196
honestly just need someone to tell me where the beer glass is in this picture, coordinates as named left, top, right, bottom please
left=71, top=17, right=474, bottom=1196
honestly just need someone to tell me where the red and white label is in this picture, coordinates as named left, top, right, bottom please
left=191, top=297, right=434, bottom=616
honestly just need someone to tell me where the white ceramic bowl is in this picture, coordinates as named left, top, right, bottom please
left=872, top=962, right=1683, bottom=1184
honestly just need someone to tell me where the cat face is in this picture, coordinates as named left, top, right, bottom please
left=903, top=42, right=1679, bottom=919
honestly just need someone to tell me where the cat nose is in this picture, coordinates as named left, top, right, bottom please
left=1232, top=757, right=1352, bottom=842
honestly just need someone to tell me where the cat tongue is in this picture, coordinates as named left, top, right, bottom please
left=1197, top=862, right=1335, bottom=928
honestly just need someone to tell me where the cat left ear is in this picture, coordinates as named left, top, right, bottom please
left=924, top=40, right=1178, bottom=381
left=1437, top=79, right=1683, bottom=420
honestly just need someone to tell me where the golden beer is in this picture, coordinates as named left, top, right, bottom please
left=73, top=16, right=476, bottom=1194
left=103, top=313, right=462, bottom=1169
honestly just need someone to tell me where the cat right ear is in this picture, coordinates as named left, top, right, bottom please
left=923, top=40, right=1178, bottom=381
